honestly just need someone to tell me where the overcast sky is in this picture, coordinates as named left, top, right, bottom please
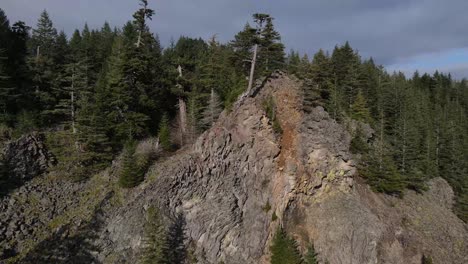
left=2, top=0, right=467, bottom=79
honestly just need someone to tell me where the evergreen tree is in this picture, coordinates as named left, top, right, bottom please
left=297, top=54, right=311, bottom=79
left=0, top=49, right=13, bottom=123
left=350, top=90, right=371, bottom=123
left=118, top=140, right=144, bottom=188
left=310, top=49, right=332, bottom=101
left=287, top=50, right=300, bottom=75
left=165, top=213, right=187, bottom=264
left=29, top=10, right=57, bottom=58
left=331, top=42, right=360, bottom=111
left=141, top=206, right=169, bottom=264
left=257, top=14, right=285, bottom=75
left=29, top=10, right=59, bottom=125
left=360, top=139, right=406, bottom=196
left=186, top=92, right=202, bottom=142
left=0, top=10, right=30, bottom=125
left=201, top=88, right=222, bottom=129
left=231, top=14, right=285, bottom=78
left=230, top=23, right=257, bottom=75
left=158, top=114, right=171, bottom=151
left=270, top=228, right=302, bottom=264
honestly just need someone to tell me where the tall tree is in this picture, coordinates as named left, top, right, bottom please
left=141, top=206, right=169, bottom=264
left=29, top=10, right=59, bottom=125
left=201, top=87, right=222, bottom=129
left=350, top=89, right=371, bottom=123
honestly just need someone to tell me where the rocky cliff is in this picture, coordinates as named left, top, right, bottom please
left=0, top=73, right=467, bottom=264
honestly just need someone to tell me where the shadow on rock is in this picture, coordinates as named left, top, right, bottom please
left=19, top=202, right=108, bottom=263
left=166, top=212, right=188, bottom=264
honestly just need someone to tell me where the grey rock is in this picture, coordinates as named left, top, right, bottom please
left=2, top=133, right=56, bottom=183
left=0, top=73, right=466, bottom=264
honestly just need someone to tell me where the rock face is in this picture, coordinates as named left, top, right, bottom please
left=0, top=72, right=467, bottom=264
left=3, top=133, right=56, bottom=182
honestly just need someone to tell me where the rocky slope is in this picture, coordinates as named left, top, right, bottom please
left=0, top=72, right=467, bottom=263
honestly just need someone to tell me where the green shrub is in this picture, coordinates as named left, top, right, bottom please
left=270, top=228, right=302, bottom=264
left=263, top=96, right=282, bottom=134
left=263, top=200, right=272, bottom=212
left=422, top=255, right=433, bottom=264
left=271, top=211, right=278, bottom=221
left=304, top=244, right=318, bottom=264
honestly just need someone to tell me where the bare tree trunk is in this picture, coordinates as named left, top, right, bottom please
left=71, top=92, right=76, bottom=134
left=35, top=46, right=40, bottom=93
left=136, top=3, right=147, bottom=48
left=247, top=44, right=258, bottom=94
left=402, top=115, right=406, bottom=173
left=70, top=65, right=76, bottom=134
left=177, top=65, right=187, bottom=146
left=36, top=46, right=40, bottom=61
left=436, top=124, right=440, bottom=168
left=209, top=88, right=215, bottom=124
left=379, top=111, right=384, bottom=171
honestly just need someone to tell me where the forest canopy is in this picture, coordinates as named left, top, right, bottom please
left=0, top=1, right=466, bottom=221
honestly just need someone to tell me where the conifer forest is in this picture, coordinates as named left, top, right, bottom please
left=0, top=1, right=467, bottom=263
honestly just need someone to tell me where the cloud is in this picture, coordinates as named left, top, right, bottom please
left=1, top=0, right=467, bottom=78
left=387, top=48, right=468, bottom=79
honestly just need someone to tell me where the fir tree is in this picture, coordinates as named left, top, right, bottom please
left=141, top=206, right=169, bottom=264
left=201, top=88, right=222, bottom=129
left=310, top=49, right=332, bottom=101
left=350, top=90, right=371, bottom=123
left=360, top=140, right=406, bottom=196
left=158, top=114, right=171, bottom=151
left=118, top=140, right=144, bottom=188
left=287, top=50, right=300, bottom=75
left=29, top=10, right=59, bottom=125
left=165, top=213, right=187, bottom=264
left=270, top=228, right=302, bottom=264
left=0, top=49, right=13, bottom=123
left=186, top=92, right=202, bottom=142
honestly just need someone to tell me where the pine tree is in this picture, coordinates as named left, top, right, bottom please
left=29, top=10, right=59, bottom=125
left=30, top=10, right=57, bottom=58
left=158, top=114, right=171, bottom=151
left=310, top=49, right=332, bottom=101
left=270, top=228, right=302, bottom=264
left=287, top=50, right=300, bottom=75
left=231, top=14, right=285, bottom=78
left=186, top=93, right=201, bottom=142
left=230, top=23, right=257, bottom=75
left=165, top=213, right=187, bottom=264
left=141, top=206, right=169, bottom=264
left=331, top=42, right=360, bottom=111
left=118, top=140, right=144, bottom=188
left=257, top=15, right=285, bottom=75
left=105, top=30, right=150, bottom=143
left=360, top=139, right=405, bottom=196
left=350, top=90, right=371, bottom=123
left=201, top=88, right=222, bottom=129
left=297, top=54, right=311, bottom=79
left=0, top=49, right=13, bottom=123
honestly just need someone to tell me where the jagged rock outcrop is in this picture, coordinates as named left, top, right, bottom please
left=2, top=133, right=56, bottom=182
left=0, top=72, right=466, bottom=264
